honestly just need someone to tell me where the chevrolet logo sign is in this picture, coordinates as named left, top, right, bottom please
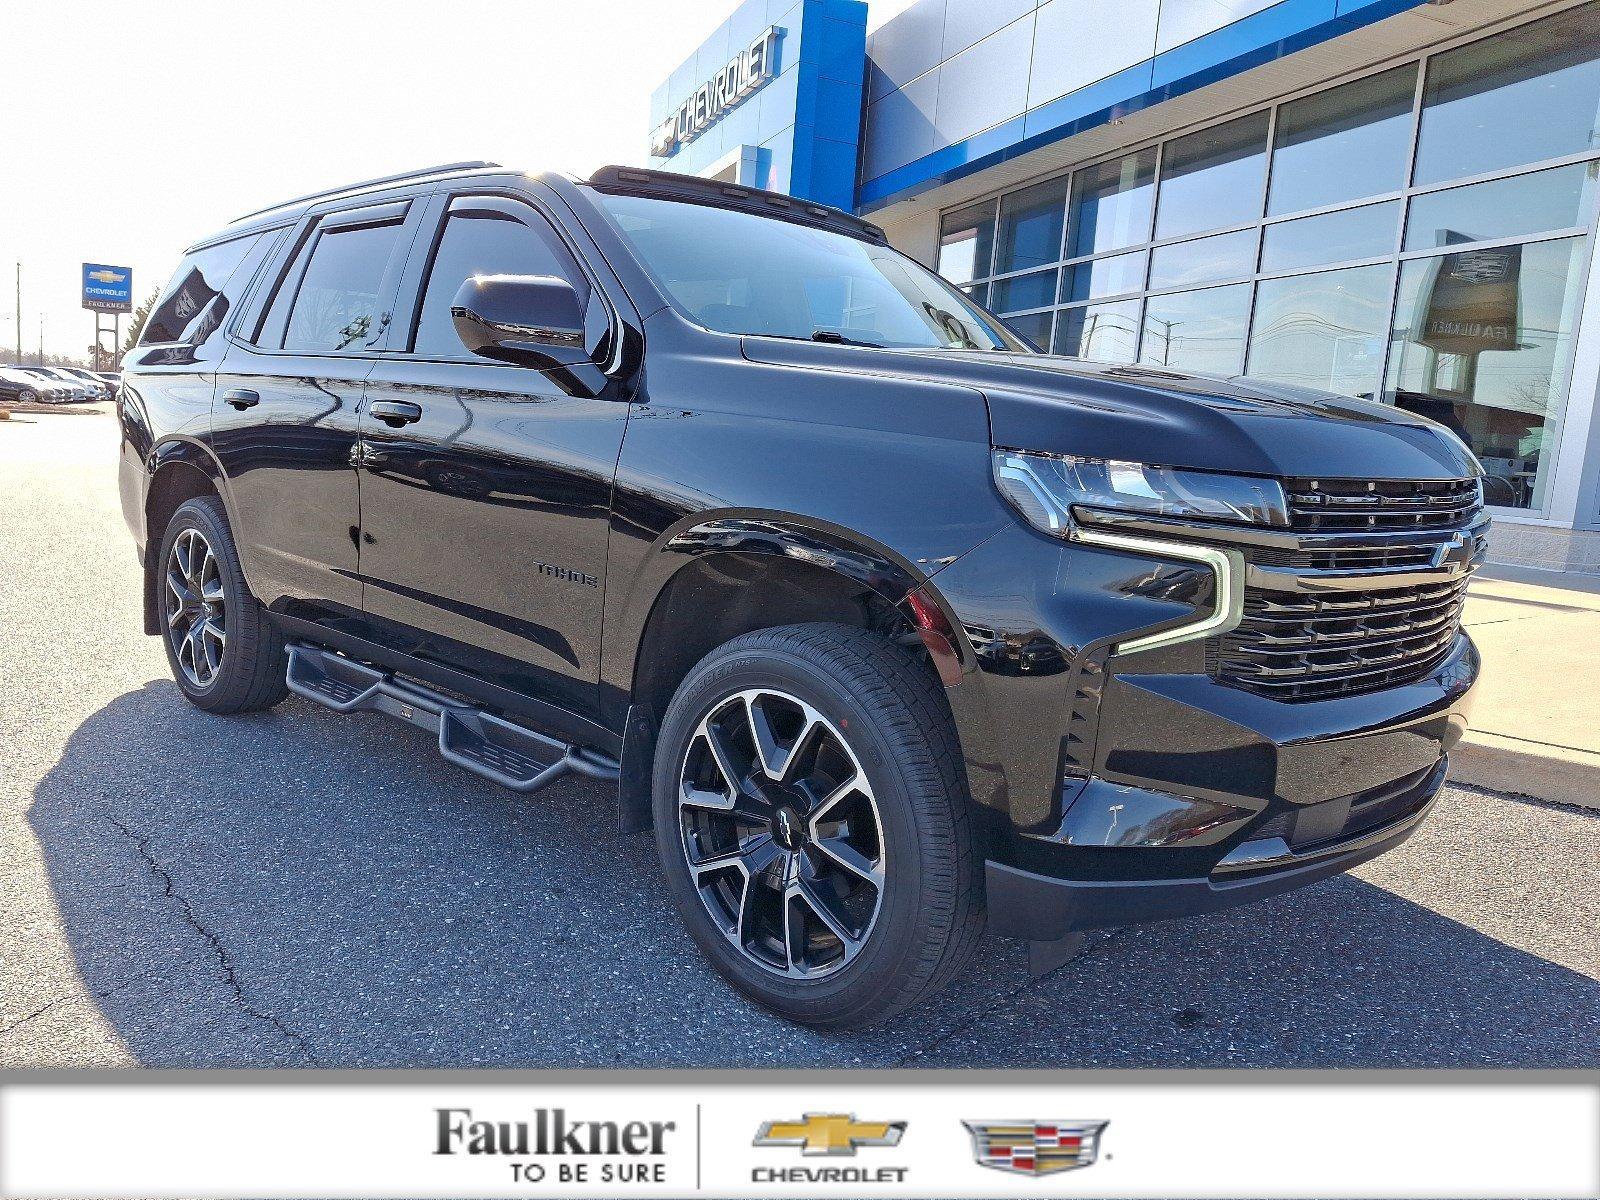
left=88, top=269, right=126, bottom=284
left=753, top=1113, right=905, bottom=1156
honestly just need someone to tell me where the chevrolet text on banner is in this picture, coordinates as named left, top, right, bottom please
left=1, top=1076, right=1596, bottom=1198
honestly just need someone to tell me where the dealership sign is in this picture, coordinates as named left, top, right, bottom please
left=81, top=262, right=133, bottom=313
left=651, top=26, right=779, bottom=157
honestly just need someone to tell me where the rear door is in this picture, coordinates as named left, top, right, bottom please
left=356, top=189, right=629, bottom=722
left=211, top=197, right=426, bottom=633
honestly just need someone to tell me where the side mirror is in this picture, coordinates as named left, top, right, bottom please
left=451, top=274, right=609, bottom=397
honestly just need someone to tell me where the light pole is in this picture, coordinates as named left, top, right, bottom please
left=14, top=263, right=21, bottom=364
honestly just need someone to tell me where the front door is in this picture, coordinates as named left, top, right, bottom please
left=356, top=192, right=628, bottom=721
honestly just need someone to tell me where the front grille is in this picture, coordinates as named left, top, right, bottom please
left=1286, top=477, right=1481, bottom=533
left=1217, top=577, right=1469, bottom=701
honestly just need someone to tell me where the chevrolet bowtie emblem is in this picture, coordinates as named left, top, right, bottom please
left=753, top=1113, right=906, bottom=1156
left=964, top=1119, right=1109, bottom=1175
left=87, top=269, right=126, bottom=284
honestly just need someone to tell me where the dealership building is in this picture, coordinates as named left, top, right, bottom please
left=648, top=0, right=1600, bottom=573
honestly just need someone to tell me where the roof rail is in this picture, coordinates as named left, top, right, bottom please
left=233, top=161, right=505, bottom=222
left=586, top=165, right=885, bottom=244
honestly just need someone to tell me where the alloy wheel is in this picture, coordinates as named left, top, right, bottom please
left=165, top=527, right=227, bottom=687
left=678, top=688, right=886, bottom=978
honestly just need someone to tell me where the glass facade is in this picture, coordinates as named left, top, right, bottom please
left=938, top=2, right=1600, bottom=513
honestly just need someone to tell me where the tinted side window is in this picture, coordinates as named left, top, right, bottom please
left=413, top=201, right=589, bottom=358
left=141, top=232, right=265, bottom=346
left=279, top=219, right=407, bottom=352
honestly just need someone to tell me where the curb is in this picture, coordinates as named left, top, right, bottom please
left=1452, top=732, right=1600, bottom=812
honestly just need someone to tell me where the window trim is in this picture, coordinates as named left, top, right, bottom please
left=389, top=187, right=623, bottom=375
left=242, top=198, right=417, bottom=357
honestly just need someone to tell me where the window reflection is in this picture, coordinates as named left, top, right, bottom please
left=1248, top=265, right=1391, bottom=399
left=1154, top=112, right=1269, bottom=240
left=1068, top=149, right=1157, bottom=258
left=1140, top=284, right=1251, bottom=374
left=938, top=201, right=996, bottom=284
left=1055, top=299, right=1142, bottom=363
left=1404, top=162, right=1599, bottom=251
left=1060, top=250, right=1147, bottom=303
left=1268, top=66, right=1416, bottom=216
left=995, top=178, right=1069, bottom=274
left=1384, top=238, right=1588, bottom=509
left=991, top=269, right=1057, bottom=313
left=1148, top=228, right=1256, bottom=290
left=1261, top=201, right=1399, bottom=274
left=1002, top=309, right=1053, bottom=349
left=1414, top=3, right=1600, bottom=187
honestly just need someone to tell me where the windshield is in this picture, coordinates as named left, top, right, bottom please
left=594, top=191, right=1025, bottom=352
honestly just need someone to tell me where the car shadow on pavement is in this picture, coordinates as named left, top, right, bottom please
left=25, top=680, right=1600, bottom=1068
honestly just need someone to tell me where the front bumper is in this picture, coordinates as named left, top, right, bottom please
left=926, top=511, right=1482, bottom=941
left=987, top=757, right=1448, bottom=939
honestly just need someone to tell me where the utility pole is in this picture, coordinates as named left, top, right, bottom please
left=14, top=263, right=20, bottom=364
left=38, top=314, right=45, bottom=364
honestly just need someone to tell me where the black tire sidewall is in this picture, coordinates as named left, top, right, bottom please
left=652, top=631, right=963, bottom=1024
left=157, top=496, right=279, bottom=712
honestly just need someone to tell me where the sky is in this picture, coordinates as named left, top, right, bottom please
left=1, top=0, right=918, bottom=362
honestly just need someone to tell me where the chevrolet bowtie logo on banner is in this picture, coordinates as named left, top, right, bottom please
left=962, top=1119, right=1109, bottom=1175
left=753, top=1113, right=906, bottom=1156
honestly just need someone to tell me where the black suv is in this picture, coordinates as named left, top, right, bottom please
left=119, top=162, right=1484, bottom=1028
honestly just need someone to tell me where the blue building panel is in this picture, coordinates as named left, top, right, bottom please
left=648, top=0, right=866, bottom=211
left=857, top=0, right=1435, bottom=211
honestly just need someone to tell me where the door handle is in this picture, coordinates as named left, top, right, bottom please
left=369, top=399, right=423, bottom=427
left=222, top=388, right=259, bottom=410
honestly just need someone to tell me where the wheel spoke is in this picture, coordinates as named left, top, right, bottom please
left=166, top=570, right=195, bottom=610
left=792, top=876, right=859, bottom=949
left=699, top=715, right=746, bottom=795
left=200, top=577, right=224, bottom=604
left=808, top=774, right=862, bottom=825
left=745, top=693, right=824, bottom=782
left=811, top=836, right=883, bottom=889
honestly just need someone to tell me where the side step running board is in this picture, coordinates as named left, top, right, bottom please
left=285, top=643, right=619, bottom=794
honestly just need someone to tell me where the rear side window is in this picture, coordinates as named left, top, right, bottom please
left=280, top=220, right=407, bottom=352
left=411, top=197, right=590, bottom=358
left=141, top=232, right=267, bottom=346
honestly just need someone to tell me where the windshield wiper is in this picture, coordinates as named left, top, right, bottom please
left=810, top=329, right=885, bottom=349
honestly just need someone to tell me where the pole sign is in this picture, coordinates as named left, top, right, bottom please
left=82, top=263, right=133, bottom=313
left=650, top=26, right=780, bottom=158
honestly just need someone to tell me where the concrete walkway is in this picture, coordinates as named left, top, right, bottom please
left=1457, top=566, right=1600, bottom=810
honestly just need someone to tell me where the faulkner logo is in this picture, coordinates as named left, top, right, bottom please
left=752, top=1114, right=908, bottom=1185
left=434, top=1107, right=676, bottom=1186
left=963, top=1119, right=1109, bottom=1176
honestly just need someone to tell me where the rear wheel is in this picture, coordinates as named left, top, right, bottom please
left=157, top=496, right=289, bottom=714
left=653, top=623, right=984, bottom=1028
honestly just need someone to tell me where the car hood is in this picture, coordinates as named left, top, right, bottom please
left=739, top=340, right=1480, bottom=481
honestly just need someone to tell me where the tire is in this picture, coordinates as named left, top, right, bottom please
left=20, top=389, right=38, bottom=404
left=156, top=495, right=289, bottom=714
left=652, top=623, right=984, bottom=1029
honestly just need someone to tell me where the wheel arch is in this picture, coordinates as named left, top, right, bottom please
left=141, top=440, right=234, bottom=636
left=612, top=513, right=974, bottom=831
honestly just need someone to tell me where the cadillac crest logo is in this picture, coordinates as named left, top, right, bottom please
left=962, top=1119, right=1108, bottom=1176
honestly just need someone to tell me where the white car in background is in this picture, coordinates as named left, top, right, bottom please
left=13, top=366, right=93, bottom=402
left=57, top=366, right=114, bottom=400
left=0, top=367, right=72, bottom=404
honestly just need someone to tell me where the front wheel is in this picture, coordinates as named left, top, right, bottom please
left=652, top=623, right=984, bottom=1029
left=157, top=496, right=289, bottom=714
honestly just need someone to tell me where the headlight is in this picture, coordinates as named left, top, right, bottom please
left=993, top=450, right=1289, bottom=534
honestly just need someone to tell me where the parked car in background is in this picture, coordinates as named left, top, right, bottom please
left=14, top=366, right=93, bottom=402
left=57, top=367, right=113, bottom=400
left=97, top=371, right=122, bottom=393
left=0, top=367, right=71, bottom=404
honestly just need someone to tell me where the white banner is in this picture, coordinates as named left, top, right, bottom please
left=1, top=1079, right=1596, bottom=1199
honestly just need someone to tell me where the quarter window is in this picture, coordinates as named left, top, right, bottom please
left=413, top=200, right=589, bottom=358
left=141, top=233, right=266, bottom=346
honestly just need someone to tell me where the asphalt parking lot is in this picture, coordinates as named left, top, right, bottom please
left=3, top=405, right=1597, bottom=1069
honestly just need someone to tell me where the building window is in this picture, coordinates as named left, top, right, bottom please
left=1385, top=237, right=1589, bottom=511
left=955, top=0, right=1600, bottom=516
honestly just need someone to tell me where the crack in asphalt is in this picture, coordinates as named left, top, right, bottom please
left=1, top=996, right=70, bottom=1036
left=894, top=932, right=1122, bottom=1065
left=104, top=814, right=323, bottom=1066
